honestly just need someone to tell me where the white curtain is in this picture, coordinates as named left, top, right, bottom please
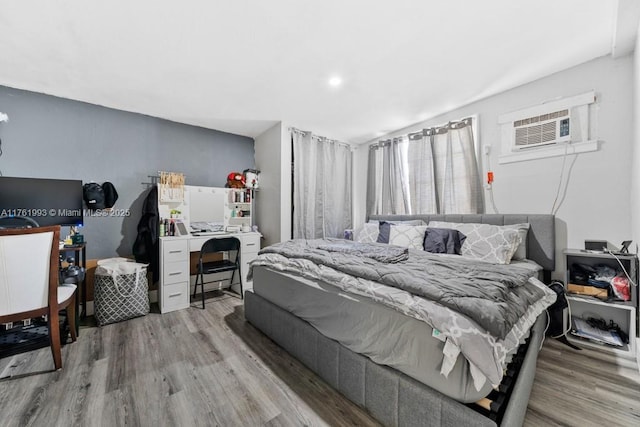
left=367, top=117, right=483, bottom=215
left=433, top=122, right=483, bottom=213
left=367, top=138, right=410, bottom=215
left=292, top=130, right=352, bottom=239
left=407, top=133, right=437, bottom=214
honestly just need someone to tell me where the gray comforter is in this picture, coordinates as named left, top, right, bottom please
left=317, top=241, right=409, bottom=263
left=259, top=239, right=543, bottom=340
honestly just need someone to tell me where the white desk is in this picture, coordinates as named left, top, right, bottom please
left=158, top=232, right=261, bottom=313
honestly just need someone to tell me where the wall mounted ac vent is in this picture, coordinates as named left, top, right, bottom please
left=498, top=91, right=596, bottom=164
left=513, top=109, right=570, bottom=150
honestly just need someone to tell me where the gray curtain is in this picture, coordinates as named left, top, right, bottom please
left=366, top=117, right=483, bottom=215
left=292, top=129, right=352, bottom=239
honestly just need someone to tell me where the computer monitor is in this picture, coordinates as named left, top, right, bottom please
left=0, top=176, right=83, bottom=227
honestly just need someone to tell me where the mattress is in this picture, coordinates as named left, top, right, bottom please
left=253, top=265, right=495, bottom=402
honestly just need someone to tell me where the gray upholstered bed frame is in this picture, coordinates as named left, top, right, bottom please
left=245, top=214, right=555, bottom=427
left=369, top=214, right=556, bottom=282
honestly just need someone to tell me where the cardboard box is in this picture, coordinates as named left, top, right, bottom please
left=567, top=283, right=608, bottom=299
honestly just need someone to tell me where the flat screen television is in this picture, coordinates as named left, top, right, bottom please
left=0, top=176, right=83, bottom=227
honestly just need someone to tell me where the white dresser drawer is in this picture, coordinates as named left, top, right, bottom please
left=241, top=234, right=260, bottom=254
left=161, top=282, right=189, bottom=313
left=163, top=260, right=189, bottom=285
left=163, top=239, right=189, bottom=263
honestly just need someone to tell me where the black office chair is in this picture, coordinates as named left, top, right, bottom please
left=0, top=215, right=40, bottom=229
left=193, top=237, right=242, bottom=309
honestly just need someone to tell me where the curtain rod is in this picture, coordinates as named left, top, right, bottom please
left=407, top=117, right=472, bottom=140
left=371, top=117, right=473, bottom=148
left=289, top=127, right=353, bottom=149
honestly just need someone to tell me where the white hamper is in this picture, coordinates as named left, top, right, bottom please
left=94, top=258, right=150, bottom=326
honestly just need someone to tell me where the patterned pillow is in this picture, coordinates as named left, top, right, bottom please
left=374, top=220, right=427, bottom=244
left=354, top=223, right=379, bottom=243
left=388, top=225, right=428, bottom=250
left=501, top=223, right=530, bottom=260
left=428, top=221, right=522, bottom=264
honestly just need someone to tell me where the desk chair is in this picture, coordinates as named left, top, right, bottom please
left=0, top=215, right=40, bottom=229
left=0, top=226, right=77, bottom=370
left=193, top=237, right=241, bottom=309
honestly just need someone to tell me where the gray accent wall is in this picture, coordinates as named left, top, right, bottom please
left=0, top=86, right=255, bottom=259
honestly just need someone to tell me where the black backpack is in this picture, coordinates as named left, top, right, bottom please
left=83, top=182, right=105, bottom=210
left=547, top=280, right=568, bottom=337
left=102, top=181, right=119, bottom=208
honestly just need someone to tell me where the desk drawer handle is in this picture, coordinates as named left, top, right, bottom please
left=169, top=292, right=182, bottom=298
left=169, top=272, right=182, bottom=276
left=168, top=250, right=183, bottom=254
left=246, top=243, right=256, bottom=247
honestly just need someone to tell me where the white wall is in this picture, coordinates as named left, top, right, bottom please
left=632, top=24, right=640, bottom=256
left=354, top=54, right=634, bottom=279
left=254, top=121, right=292, bottom=246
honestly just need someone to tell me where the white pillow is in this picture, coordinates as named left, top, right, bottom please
left=354, top=223, right=379, bottom=243
left=428, top=221, right=522, bottom=264
left=388, top=225, right=428, bottom=250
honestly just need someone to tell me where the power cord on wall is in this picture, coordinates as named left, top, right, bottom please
left=550, top=142, right=579, bottom=215
left=484, top=145, right=500, bottom=213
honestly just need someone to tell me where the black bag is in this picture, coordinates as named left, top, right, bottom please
left=83, top=182, right=105, bottom=210
left=570, top=263, right=596, bottom=285
left=102, top=181, right=119, bottom=208
left=547, top=280, right=568, bottom=337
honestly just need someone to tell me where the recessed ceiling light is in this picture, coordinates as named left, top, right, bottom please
left=328, top=76, right=342, bottom=87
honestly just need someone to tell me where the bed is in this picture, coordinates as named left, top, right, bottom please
left=244, top=214, right=556, bottom=427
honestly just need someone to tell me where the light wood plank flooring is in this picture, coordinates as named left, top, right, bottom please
left=1, top=295, right=638, bottom=427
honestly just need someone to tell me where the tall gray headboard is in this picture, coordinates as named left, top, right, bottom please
left=369, top=214, right=555, bottom=279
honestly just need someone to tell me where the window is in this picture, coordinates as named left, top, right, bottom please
left=366, top=117, right=483, bottom=215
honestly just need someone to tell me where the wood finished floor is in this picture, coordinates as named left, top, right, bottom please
left=0, top=295, right=638, bottom=427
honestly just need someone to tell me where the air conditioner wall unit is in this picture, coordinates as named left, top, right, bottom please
left=497, top=91, right=598, bottom=164
left=512, top=108, right=571, bottom=151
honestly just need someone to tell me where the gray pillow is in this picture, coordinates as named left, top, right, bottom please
left=423, top=228, right=467, bottom=254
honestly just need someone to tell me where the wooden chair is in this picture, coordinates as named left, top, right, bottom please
left=0, top=226, right=77, bottom=370
left=193, top=237, right=241, bottom=309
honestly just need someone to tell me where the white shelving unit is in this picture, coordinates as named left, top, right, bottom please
left=226, top=188, right=254, bottom=230
left=565, top=295, right=636, bottom=358
left=564, top=249, right=638, bottom=359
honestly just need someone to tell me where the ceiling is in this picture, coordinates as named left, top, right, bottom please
left=0, top=1, right=638, bottom=144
